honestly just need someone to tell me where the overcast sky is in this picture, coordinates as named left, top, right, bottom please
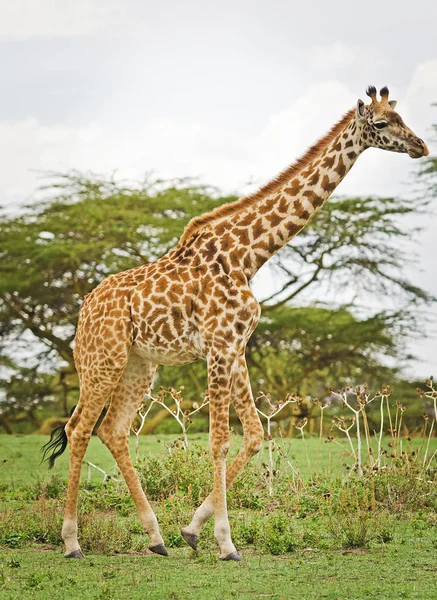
left=1, top=0, right=436, bottom=378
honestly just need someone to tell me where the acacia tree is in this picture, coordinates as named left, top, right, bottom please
left=0, top=358, right=55, bottom=433
left=248, top=305, right=404, bottom=395
left=260, top=195, right=430, bottom=312
left=417, top=109, right=437, bottom=196
left=0, top=174, right=225, bottom=373
left=0, top=172, right=434, bottom=430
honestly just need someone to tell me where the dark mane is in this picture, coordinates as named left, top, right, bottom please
left=179, top=108, right=355, bottom=245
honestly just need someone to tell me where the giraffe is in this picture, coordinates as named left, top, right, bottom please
left=42, top=86, right=428, bottom=561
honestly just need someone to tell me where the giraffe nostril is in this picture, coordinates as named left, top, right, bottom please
left=417, top=138, right=429, bottom=156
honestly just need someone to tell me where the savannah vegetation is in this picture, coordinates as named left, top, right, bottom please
left=1, top=379, right=437, bottom=598
left=0, top=413, right=436, bottom=599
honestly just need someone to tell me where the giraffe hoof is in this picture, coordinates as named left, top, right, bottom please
left=181, top=529, right=198, bottom=551
left=149, top=544, right=169, bottom=556
left=221, top=551, right=242, bottom=561
left=64, top=550, right=84, bottom=559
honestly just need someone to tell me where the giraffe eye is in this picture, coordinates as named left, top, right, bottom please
left=374, top=121, right=388, bottom=130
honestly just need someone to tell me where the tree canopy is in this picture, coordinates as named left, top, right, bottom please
left=0, top=171, right=434, bottom=431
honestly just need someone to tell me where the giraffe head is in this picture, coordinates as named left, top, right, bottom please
left=356, top=85, right=429, bottom=159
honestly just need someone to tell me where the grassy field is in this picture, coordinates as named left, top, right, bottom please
left=0, top=433, right=436, bottom=599
left=1, top=434, right=177, bottom=487
left=1, top=537, right=437, bottom=600
left=1, top=432, right=435, bottom=485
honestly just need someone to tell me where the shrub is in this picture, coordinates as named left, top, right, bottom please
left=260, top=513, right=298, bottom=555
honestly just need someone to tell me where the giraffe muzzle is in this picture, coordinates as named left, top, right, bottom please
left=407, top=138, right=429, bottom=159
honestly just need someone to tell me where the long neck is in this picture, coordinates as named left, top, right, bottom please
left=232, top=110, right=364, bottom=279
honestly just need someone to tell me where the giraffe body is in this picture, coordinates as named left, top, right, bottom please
left=76, top=246, right=260, bottom=369
left=48, top=86, right=428, bottom=560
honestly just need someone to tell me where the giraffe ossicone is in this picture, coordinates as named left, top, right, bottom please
left=42, top=86, right=428, bottom=561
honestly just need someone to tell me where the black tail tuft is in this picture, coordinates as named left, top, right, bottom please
left=41, top=406, right=76, bottom=469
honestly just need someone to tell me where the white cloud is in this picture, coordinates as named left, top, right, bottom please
left=404, top=59, right=437, bottom=132
left=251, top=81, right=356, bottom=184
left=0, top=119, right=102, bottom=200
left=1, top=67, right=434, bottom=204
left=0, top=0, right=131, bottom=39
left=310, top=42, right=355, bottom=69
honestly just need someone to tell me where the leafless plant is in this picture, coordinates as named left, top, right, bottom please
left=294, top=417, right=312, bottom=478
left=332, top=416, right=356, bottom=461
left=124, top=376, right=436, bottom=490
left=86, top=461, right=119, bottom=484
left=255, top=392, right=299, bottom=495
left=374, top=385, right=392, bottom=468
left=416, top=377, right=437, bottom=468
left=313, top=397, right=331, bottom=463
left=132, top=395, right=158, bottom=464
left=423, top=376, right=437, bottom=423
left=154, top=386, right=210, bottom=449
left=330, top=386, right=379, bottom=475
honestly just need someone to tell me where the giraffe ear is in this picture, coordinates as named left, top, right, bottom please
left=356, top=99, right=366, bottom=120
left=389, top=100, right=397, bottom=109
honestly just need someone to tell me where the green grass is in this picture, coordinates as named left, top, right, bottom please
left=0, top=433, right=436, bottom=599
left=1, top=434, right=186, bottom=486
left=0, top=433, right=434, bottom=486
left=1, top=526, right=437, bottom=600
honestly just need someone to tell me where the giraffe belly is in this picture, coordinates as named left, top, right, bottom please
left=132, top=334, right=205, bottom=366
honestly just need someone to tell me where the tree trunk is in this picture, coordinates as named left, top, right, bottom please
left=0, top=416, right=13, bottom=434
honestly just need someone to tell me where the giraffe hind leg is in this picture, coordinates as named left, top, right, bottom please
left=62, top=312, right=133, bottom=558
left=96, top=354, right=167, bottom=554
left=62, top=374, right=125, bottom=557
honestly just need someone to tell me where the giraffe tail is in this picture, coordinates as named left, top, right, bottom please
left=40, top=405, right=76, bottom=469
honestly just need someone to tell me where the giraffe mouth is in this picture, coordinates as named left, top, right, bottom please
left=407, top=140, right=429, bottom=159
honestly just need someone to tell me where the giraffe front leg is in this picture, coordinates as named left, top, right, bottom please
left=182, top=355, right=263, bottom=551
left=211, top=436, right=240, bottom=561
left=190, top=350, right=240, bottom=560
